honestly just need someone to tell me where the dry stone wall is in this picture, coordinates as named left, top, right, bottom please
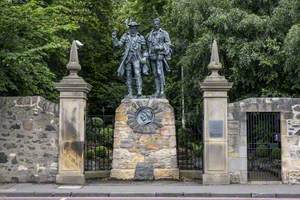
left=0, top=96, right=59, bottom=183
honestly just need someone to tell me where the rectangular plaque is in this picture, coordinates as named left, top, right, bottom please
left=209, top=120, right=223, bottom=138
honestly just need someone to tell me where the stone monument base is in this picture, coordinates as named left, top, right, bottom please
left=111, top=168, right=179, bottom=180
left=110, top=98, right=179, bottom=180
left=56, top=173, right=85, bottom=185
left=203, top=173, right=230, bottom=185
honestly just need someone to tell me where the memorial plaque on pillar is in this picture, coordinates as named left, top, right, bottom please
left=209, top=120, right=223, bottom=138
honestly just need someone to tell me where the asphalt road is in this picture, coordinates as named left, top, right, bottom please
left=0, top=198, right=299, bottom=200
left=0, top=197, right=298, bottom=200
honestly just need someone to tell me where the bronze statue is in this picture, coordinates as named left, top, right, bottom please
left=147, top=18, right=172, bottom=98
left=112, top=21, right=149, bottom=98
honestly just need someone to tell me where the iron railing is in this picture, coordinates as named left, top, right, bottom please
left=84, top=114, right=204, bottom=171
left=85, top=115, right=114, bottom=171
left=176, top=116, right=203, bottom=170
left=247, top=112, right=281, bottom=181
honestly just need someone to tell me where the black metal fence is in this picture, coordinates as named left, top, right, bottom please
left=85, top=115, right=114, bottom=171
left=84, top=114, right=204, bottom=171
left=247, top=112, right=281, bottom=181
left=176, top=116, right=203, bottom=170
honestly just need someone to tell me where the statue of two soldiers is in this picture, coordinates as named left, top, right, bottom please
left=112, top=18, right=171, bottom=98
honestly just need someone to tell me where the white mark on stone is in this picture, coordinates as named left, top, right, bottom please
left=9, top=153, right=16, bottom=157
left=50, top=162, right=58, bottom=170
left=17, top=165, right=28, bottom=171
left=36, top=163, right=46, bottom=173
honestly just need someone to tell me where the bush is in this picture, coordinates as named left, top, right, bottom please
left=100, top=127, right=114, bottom=137
left=92, top=117, right=104, bottom=128
left=95, top=146, right=107, bottom=158
left=192, top=143, right=203, bottom=157
left=98, top=128, right=114, bottom=146
left=256, top=144, right=269, bottom=157
left=271, top=147, right=281, bottom=159
left=86, top=150, right=94, bottom=160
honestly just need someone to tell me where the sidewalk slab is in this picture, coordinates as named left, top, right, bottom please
left=1, top=181, right=300, bottom=197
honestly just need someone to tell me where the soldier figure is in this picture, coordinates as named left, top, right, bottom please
left=112, top=21, right=148, bottom=98
left=147, top=18, right=172, bottom=98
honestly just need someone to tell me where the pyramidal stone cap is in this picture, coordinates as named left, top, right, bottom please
left=55, top=40, right=92, bottom=94
left=200, top=39, right=233, bottom=91
left=67, top=40, right=83, bottom=74
left=208, top=39, right=222, bottom=70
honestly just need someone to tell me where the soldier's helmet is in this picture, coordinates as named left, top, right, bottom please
left=128, top=21, right=139, bottom=27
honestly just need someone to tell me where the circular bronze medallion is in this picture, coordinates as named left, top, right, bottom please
left=136, top=107, right=154, bottom=125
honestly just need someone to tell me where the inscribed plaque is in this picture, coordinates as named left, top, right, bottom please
left=209, top=120, right=223, bottom=138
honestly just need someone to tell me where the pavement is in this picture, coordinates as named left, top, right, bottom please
left=0, top=198, right=299, bottom=200
left=1, top=181, right=300, bottom=198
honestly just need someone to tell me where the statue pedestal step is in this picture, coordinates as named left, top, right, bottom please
left=111, top=98, right=179, bottom=180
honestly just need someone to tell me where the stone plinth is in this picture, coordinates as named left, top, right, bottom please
left=200, top=40, right=232, bottom=184
left=55, top=75, right=91, bottom=185
left=110, top=98, right=179, bottom=180
left=201, top=80, right=232, bottom=185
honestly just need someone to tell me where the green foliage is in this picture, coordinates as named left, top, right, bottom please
left=95, top=146, right=108, bottom=158
left=271, top=147, right=281, bottom=159
left=284, top=24, right=300, bottom=90
left=0, top=0, right=123, bottom=113
left=161, top=0, right=300, bottom=117
left=1, top=0, right=300, bottom=118
left=0, top=0, right=78, bottom=99
left=86, top=146, right=108, bottom=159
left=86, top=117, right=114, bottom=148
left=86, top=149, right=94, bottom=159
left=100, top=127, right=114, bottom=147
left=92, top=117, right=104, bottom=128
left=256, top=144, right=269, bottom=157
left=191, top=143, right=203, bottom=157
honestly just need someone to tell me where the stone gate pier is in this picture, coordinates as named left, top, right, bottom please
left=200, top=40, right=233, bottom=184
left=55, top=41, right=91, bottom=184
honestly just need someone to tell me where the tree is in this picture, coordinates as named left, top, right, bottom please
left=162, top=0, right=300, bottom=118
left=0, top=0, right=79, bottom=99
left=0, top=0, right=123, bottom=115
left=55, top=0, right=124, bottom=114
left=1, top=0, right=299, bottom=118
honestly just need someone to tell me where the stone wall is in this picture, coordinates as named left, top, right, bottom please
left=228, top=98, right=300, bottom=184
left=0, top=96, right=59, bottom=183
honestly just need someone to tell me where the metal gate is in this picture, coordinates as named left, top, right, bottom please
left=176, top=115, right=203, bottom=170
left=84, top=115, right=114, bottom=171
left=247, top=112, right=281, bottom=181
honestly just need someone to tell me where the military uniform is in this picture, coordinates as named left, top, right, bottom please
left=147, top=28, right=171, bottom=97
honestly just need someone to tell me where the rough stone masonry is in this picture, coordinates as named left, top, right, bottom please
left=110, top=98, right=179, bottom=180
left=228, top=98, right=300, bottom=184
left=0, top=96, right=59, bottom=183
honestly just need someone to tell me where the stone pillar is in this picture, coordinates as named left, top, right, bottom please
left=55, top=41, right=92, bottom=185
left=200, top=40, right=232, bottom=184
